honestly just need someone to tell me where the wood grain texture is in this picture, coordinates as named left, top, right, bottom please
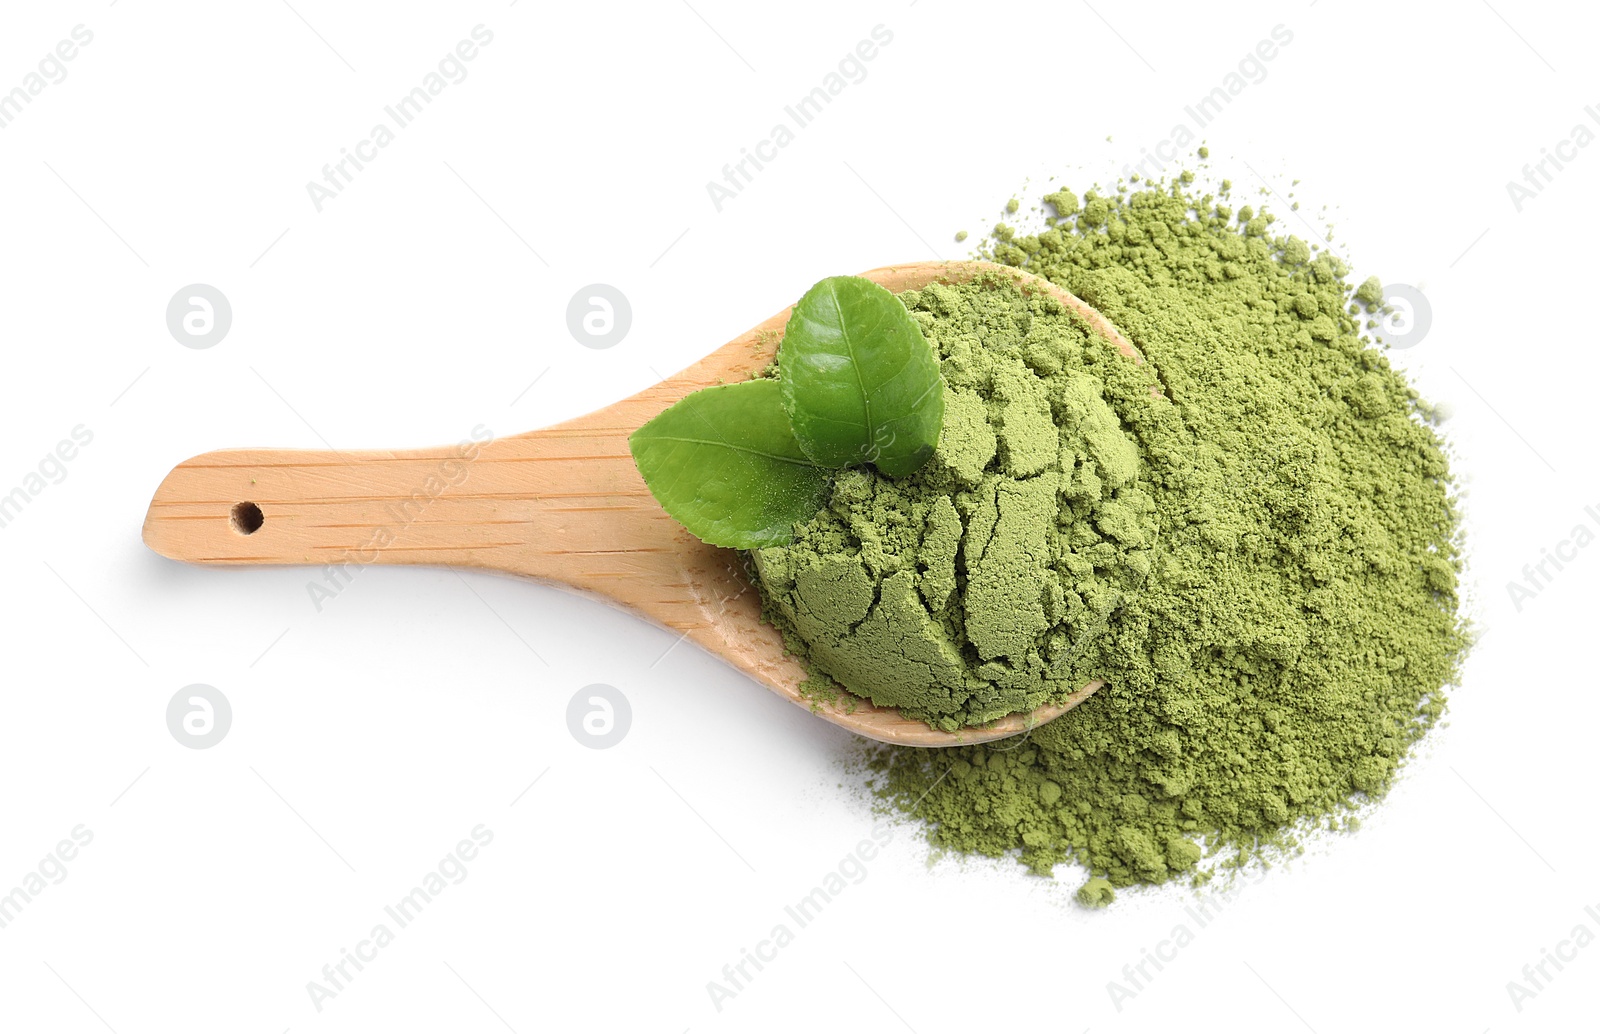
left=142, top=261, right=1140, bottom=746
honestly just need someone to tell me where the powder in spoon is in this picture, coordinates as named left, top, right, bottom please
left=751, top=275, right=1162, bottom=729
left=861, top=170, right=1468, bottom=899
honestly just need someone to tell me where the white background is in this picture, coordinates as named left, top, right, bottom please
left=1, top=1, right=1596, bottom=1031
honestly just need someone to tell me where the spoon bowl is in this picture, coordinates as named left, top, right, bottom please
left=142, top=260, right=1144, bottom=746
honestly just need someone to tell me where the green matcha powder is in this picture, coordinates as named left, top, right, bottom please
left=753, top=275, right=1159, bottom=730
left=753, top=171, right=1468, bottom=901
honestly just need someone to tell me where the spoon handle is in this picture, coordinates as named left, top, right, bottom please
left=140, top=424, right=678, bottom=595
left=140, top=424, right=794, bottom=692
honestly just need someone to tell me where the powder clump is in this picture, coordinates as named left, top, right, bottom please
left=1076, top=877, right=1116, bottom=908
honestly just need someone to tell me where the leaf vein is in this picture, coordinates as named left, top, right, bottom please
left=636, top=433, right=820, bottom=468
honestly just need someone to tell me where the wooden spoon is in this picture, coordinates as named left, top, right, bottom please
left=142, top=260, right=1144, bottom=746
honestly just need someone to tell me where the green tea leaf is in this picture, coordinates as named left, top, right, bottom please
left=629, top=379, right=830, bottom=549
left=778, top=275, right=945, bottom=477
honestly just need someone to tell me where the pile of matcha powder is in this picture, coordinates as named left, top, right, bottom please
left=756, top=170, right=1468, bottom=902
left=753, top=274, right=1159, bottom=729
